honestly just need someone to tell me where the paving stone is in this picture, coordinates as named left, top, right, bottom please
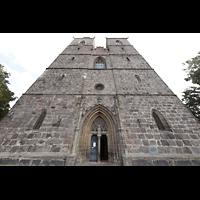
left=174, top=160, right=193, bottom=166
left=132, top=159, right=153, bottom=166
left=49, top=160, right=63, bottom=166
left=0, top=158, right=18, bottom=165
left=31, top=160, right=41, bottom=166
left=19, top=159, right=31, bottom=166
left=191, top=160, right=200, bottom=166
left=41, top=160, right=50, bottom=166
left=153, top=160, right=169, bottom=166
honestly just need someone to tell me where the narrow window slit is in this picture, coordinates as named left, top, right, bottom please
left=135, top=75, right=141, bottom=82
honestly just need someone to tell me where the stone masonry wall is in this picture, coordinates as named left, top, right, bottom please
left=0, top=94, right=80, bottom=165
left=0, top=37, right=200, bottom=165
left=119, top=95, right=200, bottom=153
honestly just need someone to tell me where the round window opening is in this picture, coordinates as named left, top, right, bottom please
left=95, top=84, right=104, bottom=91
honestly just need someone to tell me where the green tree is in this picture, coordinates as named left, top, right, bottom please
left=0, top=64, right=17, bottom=121
left=182, top=52, right=200, bottom=121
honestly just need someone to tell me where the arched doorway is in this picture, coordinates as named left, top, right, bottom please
left=90, top=116, right=108, bottom=162
left=77, top=105, right=119, bottom=164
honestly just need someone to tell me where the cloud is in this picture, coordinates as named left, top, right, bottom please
left=1, top=33, right=200, bottom=108
left=0, top=33, right=69, bottom=75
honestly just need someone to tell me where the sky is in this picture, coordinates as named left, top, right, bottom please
left=0, top=33, right=200, bottom=108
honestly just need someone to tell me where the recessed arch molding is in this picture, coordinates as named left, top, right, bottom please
left=76, top=104, right=120, bottom=164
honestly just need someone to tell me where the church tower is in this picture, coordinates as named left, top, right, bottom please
left=0, top=37, right=200, bottom=166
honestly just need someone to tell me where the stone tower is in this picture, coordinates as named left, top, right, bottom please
left=0, top=37, right=200, bottom=166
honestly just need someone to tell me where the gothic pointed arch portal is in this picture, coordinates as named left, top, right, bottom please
left=77, top=105, right=120, bottom=163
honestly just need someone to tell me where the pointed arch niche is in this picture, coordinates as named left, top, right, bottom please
left=152, top=109, right=172, bottom=132
left=77, top=105, right=119, bottom=163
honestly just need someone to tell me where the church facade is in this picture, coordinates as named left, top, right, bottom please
left=0, top=37, right=200, bottom=166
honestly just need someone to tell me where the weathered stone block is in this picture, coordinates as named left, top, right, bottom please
left=182, top=147, right=193, bottom=154
left=182, top=140, right=192, bottom=146
left=40, top=160, right=50, bottom=166
left=0, top=158, right=18, bottom=165
left=174, top=160, right=193, bottom=166
left=28, top=145, right=36, bottom=152
left=49, top=160, right=63, bottom=166
left=153, top=160, right=169, bottom=166
left=167, top=133, right=175, bottom=139
left=161, top=140, right=169, bottom=146
left=50, top=146, right=61, bottom=152
left=19, top=159, right=31, bottom=166
left=191, top=147, right=200, bottom=154
left=176, top=140, right=183, bottom=146
left=132, top=159, right=153, bottom=166
left=0, top=37, right=200, bottom=166
left=31, top=160, right=41, bottom=166
left=9, top=146, right=19, bottom=153
left=191, top=160, right=200, bottom=166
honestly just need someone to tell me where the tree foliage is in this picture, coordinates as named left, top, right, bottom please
left=0, top=64, right=17, bottom=121
left=182, top=52, right=200, bottom=121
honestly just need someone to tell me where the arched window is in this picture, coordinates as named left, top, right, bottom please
left=135, top=75, right=141, bottom=82
left=116, top=40, right=122, bottom=45
left=95, top=57, right=106, bottom=69
left=33, top=109, right=46, bottom=129
left=79, top=40, right=85, bottom=45
left=152, top=112, right=165, bottom=130
left=152, top=109, right=172, bottom=132
left=59, top=74, right=65, bottom=81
